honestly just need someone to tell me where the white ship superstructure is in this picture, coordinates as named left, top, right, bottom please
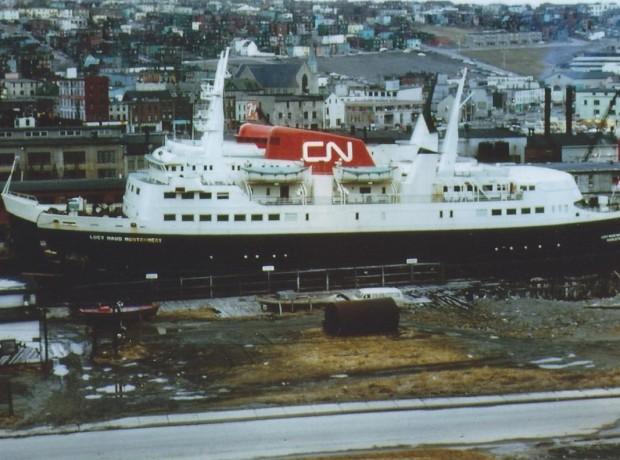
left=3, top=50, right=620, bottom=275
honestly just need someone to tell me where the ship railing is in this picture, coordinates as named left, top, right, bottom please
left=342, top=194, right=400, bottom=205
left=440, top=191, right=523, bottom=203
left=254, top=197, right=311, bottom=206
left=5, top=190, right=38, bottom=202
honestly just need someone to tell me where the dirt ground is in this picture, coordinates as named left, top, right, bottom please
left=4, top=276, right=620, bottom=457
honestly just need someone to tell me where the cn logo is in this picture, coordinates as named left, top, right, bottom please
left=302, top=141, right=353, bottom=163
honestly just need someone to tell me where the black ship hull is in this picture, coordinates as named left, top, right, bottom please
left=9, top=214, right=620, bottom=278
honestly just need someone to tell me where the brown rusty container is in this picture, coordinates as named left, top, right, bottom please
left=323, top=298, right=399, bottom=336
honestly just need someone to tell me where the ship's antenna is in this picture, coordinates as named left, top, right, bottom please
left=437, top=68, right=467, bottom=176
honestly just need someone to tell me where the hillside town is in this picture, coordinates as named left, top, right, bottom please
left=0, top=1, right=619, bottom=191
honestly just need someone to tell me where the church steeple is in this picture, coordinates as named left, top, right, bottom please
left=307, top=45, right=318, bottom=74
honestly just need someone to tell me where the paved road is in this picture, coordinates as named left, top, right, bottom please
left=3, top=395, right=620, bottom=460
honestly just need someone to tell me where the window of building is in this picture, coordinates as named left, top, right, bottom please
left=164, top=214, right=176, bottom=221
left=28, top=152, right=51, bottom=165
left=217, top=214, right=229, bottom=222
left=251, top=214, right=263, bottom=221
left=217, top=192, right=229, bottom=200
left=97, top=169, right=116, bottom=178
left=199, top=214, right=211, bottom=221
left=491, top=209, right=502, bottom=216
left=64, top=151, right=85, bottom=164
left=268, top=214, right=280, bottom=221
left=0, top=153, right=14, bottom=165
left=182, top=214, right=194, bottom=222
left=97, top=150, right=116, bottom=164
left=234, top=214, right=246, bottom=222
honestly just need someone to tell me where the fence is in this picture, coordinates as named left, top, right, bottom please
left=43, top=262, right=444, bottom=305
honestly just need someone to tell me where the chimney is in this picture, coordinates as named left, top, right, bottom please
left=544, top=87, right=551, bottom=137
left=565, top=85, right=574, bottom=136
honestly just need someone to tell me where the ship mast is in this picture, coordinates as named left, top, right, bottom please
left=437, top=68, right=467, bottom=177
left=198, top=48, right=230, bottom=157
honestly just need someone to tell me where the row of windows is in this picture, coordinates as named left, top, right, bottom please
left=491, top=207, right=544, bottom=216
left=165, top=164, right=215, bottom=172
left=163, top=213, right=295, bottom=222
left=163, top=191, right=229, bottom=200
left=128, top=183, right=141, bottom=195
left=443, top=184, right=535, bottom=193
left=0, top=130, right=84, bottom=138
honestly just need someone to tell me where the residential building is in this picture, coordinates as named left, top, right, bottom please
left=465, top=31, right=542, bottom=48
left=235, top=61, right=318, bottom=95
left=1, top=76, right=41, bottom=99
left=0, top=126, right=125, bottom=180
left=57, top=75, right=109, bottom=122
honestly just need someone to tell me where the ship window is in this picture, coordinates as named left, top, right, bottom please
left=251, top=214, right=263, bottom=221
left=181, top=192, right=194, bottom=199
left=171, top=166, right=176, bottom=172
left=136, top=188, right=140, bottom=195
left=439, top=210, right=443, bottom=218
left=164, top=192, right=175, bottom=199
left=535, top=207, right=544, bottom=214
left=268, top=214, right=280, bottom=221
left=529, top=185, right=535, bottom=191
left=483, top=185, right=493, bottom=191
left=360, top=186, right=371, bottom=194
left=443, top=186, right=448, bottom=192
left=234, top=214, right=246, bottom=221
left=182, top=214, right=194, bottom=222
left=305, top=213, right=309, bottom=221
left=454, top=186, right=461, bottom=192
left=231, top=165, right=235, bottom=171
left=199, top=192, right=212, bottom=199
left=491, top=209, right=502, bottom=216
left=521, top=208, right=531, bottom=214
left=466, top=184, right=473, bottom=192
left=164, top=214, right=176, bottom=221
left=199, top=214, right=211, bottom=221
left=217, top=192, right=229, bottom=200
left=520, top=185, right=527, bottom=191
left=507, top=209, right=516, bottom=215
left=217, top=214, right=229, bottom=222
left=449, top=210, right=453, bottom=218
left=355, top=212, right=359, bottom=220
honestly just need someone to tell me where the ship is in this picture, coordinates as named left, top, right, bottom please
left=3, top=48, right=620, bottom=277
